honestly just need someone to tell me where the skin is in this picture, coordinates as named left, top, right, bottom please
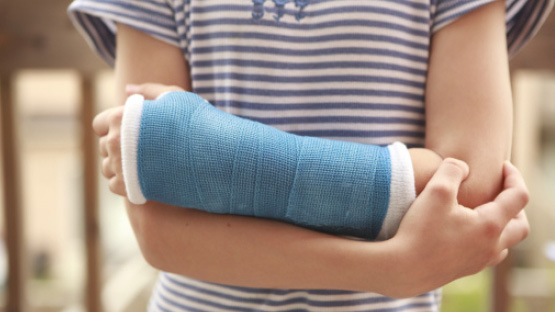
left=426, top=0, right=514, bottom=208
left=93, top=1, right=529, bottom=298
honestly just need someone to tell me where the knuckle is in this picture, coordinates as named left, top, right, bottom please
left=428, top=182, right=453, bottom=202
left=482, top=219, right=502, bottom=238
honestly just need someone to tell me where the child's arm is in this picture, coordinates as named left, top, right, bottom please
left=118, top=90, right=430, bottom=240
left=125, top=155, right=529, bottom=298
left=426, top=1, right=513, bottom=208
left=106, top=23, right=528, bottom=296
left=104, top=24, right=443, bottom=241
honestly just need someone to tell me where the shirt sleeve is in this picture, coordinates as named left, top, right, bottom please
left=67, top=0, right=188, bottom=66
left=431, top=0, right=554, bottom=58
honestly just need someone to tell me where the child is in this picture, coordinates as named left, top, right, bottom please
left=69, top=0, right=551, bottom=310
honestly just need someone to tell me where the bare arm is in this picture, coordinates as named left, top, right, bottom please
left=107, top=23, right=528, bottom=297
left=114, top=24, right=191, bottom=96
left=426, top=1, right=513, bottom=208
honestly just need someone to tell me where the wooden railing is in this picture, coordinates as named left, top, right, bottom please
left=0, top=1, right=553, bottom=311
left=1, top=74, right=26, bottom=312
left=0, top=1, right=106, bottom=311
left=498, top=10, right=555, bottom=312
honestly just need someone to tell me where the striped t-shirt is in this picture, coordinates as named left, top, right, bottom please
left=69, top=0, right=552, bottom=311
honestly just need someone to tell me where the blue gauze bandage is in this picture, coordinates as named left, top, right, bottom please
left=121, top=91, right=415, bottom=240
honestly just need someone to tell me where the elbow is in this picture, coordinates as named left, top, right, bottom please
left=453, top=156, right=505, bottom=208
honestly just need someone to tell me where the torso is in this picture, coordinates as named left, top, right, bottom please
left=149, top=1, right=437, bottom=311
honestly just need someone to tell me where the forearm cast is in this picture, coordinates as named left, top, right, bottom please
left=122, top=91, right=417, bottom=240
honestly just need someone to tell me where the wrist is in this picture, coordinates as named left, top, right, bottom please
left=376, top=235, right=430, bottom=298
left=350, top=239, right=406, bottom=296
left=121, top=94, right=147, bottom=204
left=376, top=142, right=417, bottom=240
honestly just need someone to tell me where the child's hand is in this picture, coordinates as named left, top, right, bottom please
left=385, top=159, right=529, bottom=298
left=124, top=83, right=184, bottom=100
left=92, top=83, right=185, bottom=196
left=93, top=106, right=126, bottom=196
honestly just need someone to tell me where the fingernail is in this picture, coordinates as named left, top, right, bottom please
left=125, top=84, right=139, bottom=94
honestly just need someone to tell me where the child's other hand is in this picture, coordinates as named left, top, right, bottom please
left=386, top=159, right=529, bottom=298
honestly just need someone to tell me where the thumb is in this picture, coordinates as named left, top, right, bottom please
left=421, top=158, right=469, bottom=206
left=125, top=83, right=184, bottom=100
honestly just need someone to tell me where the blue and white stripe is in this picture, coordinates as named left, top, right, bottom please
left=69, top=0, right=553, bottom=311
left=149, top=273, right=439, bottom=312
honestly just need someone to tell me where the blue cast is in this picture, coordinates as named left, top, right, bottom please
left=126, top=92, right=412, bottom=240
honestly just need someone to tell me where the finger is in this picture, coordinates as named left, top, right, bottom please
left=421, top=158, right=470, bottom=206
left=99, top=136, right=108, bottom=157
left=109, top=177, right=127, bottom=196
left=110, top=153, right=123, bottom=176
left=102, top=158, right=115, bottom=179
left=498, top=211, right=530, bottom=250
left=480, top=162, right=530, bottom=223
left=126, top=83, right=184, bottom=100
left=92, top=109, right=112, bottom=136
left=106, top=132, right=121, bottom=159
left=487, top=249, right=509, bottom=267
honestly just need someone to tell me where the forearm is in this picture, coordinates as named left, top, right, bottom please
left=125, top=159, right=530, bottom=297
left=126, top=198, right=395, bottom=293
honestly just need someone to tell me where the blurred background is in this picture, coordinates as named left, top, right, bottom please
left=0, top=1, right=553, bottom=311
